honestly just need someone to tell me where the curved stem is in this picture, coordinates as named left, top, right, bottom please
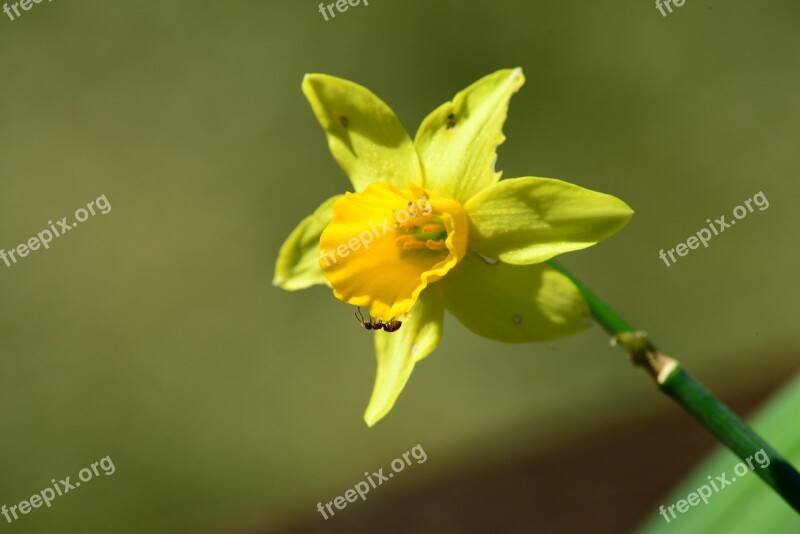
left=549, top=260, right=800, bottom=513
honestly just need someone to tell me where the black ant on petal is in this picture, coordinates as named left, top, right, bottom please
left=381, top=318, right=402, bottom=332
left=355, top=307, right=377, bottom=330
left=355, top=307, right=402, bottom=333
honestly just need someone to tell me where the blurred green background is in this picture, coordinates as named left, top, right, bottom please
left=0, top=1, right=798, bottom=532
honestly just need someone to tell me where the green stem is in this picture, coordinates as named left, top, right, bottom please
left=549, top=260, right=800, bottom=513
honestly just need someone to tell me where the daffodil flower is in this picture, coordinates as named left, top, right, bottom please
left=274, top=68, right=633, bottom=426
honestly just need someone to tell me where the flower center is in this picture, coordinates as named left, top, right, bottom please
left=318, top=182, right=469, bottom=320
left=395, top=201, right=449, bottom=251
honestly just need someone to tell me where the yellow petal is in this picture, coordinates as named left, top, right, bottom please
left=364, top=286, right=444, bottom=427
left=302, top=74, right=423, bottom=192
left=273, top=195, right=342, bottom=291
left=414, top=68, right=525, bottom=202
left=464, top=177, right=634, bottom=264
left=443, top=253, right=590, bottom=343
left=319, top=183, right=468, bottom=320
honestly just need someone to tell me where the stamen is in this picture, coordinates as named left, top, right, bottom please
left=395, top=208, right=448, bottom=252
left=396, top=235, right=429, bottom=250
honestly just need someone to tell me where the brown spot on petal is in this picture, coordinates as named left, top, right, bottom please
left=339, top=116, right=349, bottom=127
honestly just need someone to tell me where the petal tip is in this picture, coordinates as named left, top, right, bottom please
left=301, top=73, right=330, bottom=95
left=505, top=67, right=525, bottom=87
left=363, top=409, right=382, bottom=428
left=301, top=76, right=317, bottom=97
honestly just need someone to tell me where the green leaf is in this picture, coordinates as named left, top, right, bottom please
left=302, top=74, right=423, bottom=192
left=442, top=253, right=589, bottom=343
left=364, top=286, right=444, bottom=427
left=464, top=177, right=633, bottom=265
left=638, top=372, right=800, bottom=533
left=414, top=68, right=525, bottom=203
left=273, top=195, right=341, bottom=291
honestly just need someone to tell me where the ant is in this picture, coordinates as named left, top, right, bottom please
left=381, top=318, right=403, bottom=332
left=355, top=308, right=402, bottom=332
